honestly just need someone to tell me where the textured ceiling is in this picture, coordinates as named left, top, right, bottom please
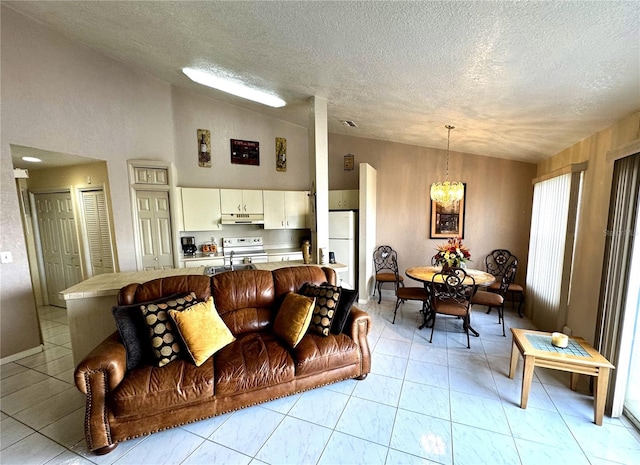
left=5, top=1, right=640, bottom=164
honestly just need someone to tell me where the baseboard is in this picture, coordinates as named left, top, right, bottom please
left=0, top=344, right=44, bottom=365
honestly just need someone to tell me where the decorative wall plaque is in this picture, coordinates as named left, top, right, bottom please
left=276, top=137, right=287, bottom=172
left=344, top=153, right=355, bottom=171
left=197, top=129, right=211, bottom=168
left=230, top=139, right=260, bottom=165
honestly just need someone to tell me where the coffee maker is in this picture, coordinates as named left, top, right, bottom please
left=181, top=236, right=197, bottom=256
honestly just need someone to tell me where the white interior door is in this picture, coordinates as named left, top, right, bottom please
left=35, top=192, right=82, bottom=307
left=81, top=189, right=115, bottom=276
left=136, top=190, right=174, bottom=270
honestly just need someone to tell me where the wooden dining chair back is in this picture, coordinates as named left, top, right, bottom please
left=392, top=262, right=429, bottom=324
left=485, top=249, right=525, bottom=317
left=429, top=268, right=476, bottom=348
left=471, top=262, right=516, bottom=336
left=373, top=245, right=404, bottom=303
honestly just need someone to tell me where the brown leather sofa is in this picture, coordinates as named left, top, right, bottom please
left=74, top=266, right=371, bottom=455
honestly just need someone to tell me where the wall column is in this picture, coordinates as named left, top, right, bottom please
left=308, top=96, right=329, bottom=263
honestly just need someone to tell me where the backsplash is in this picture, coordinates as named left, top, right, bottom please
left=179, top=226, right=310, bottom=252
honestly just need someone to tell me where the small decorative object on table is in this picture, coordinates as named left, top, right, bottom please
left=433, top=237, right=471, bottom=269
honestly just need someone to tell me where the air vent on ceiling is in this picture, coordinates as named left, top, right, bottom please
left=341, top=120, right=358, bottom=128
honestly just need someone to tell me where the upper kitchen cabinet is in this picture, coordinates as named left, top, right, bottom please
left=329, top=189, right=359, bottom=210
left=220, top=189, right=264, bottom=214
left=263, top=190, right=309, bottom=229
left=181, top=188, right=222, bottom=231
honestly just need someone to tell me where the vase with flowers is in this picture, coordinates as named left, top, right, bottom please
left=433, top=237, right=471, bottom=270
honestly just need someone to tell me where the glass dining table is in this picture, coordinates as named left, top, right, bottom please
left=405, top=266, right=496, bottom=331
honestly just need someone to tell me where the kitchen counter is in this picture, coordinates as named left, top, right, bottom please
left=61, top=267, right=205, bottom=364
left=253, top=260, right=348, bottom=273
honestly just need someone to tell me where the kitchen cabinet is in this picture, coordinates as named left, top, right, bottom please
left=263, top=190, right=308, bottom=229
left=182, top=256, right=224, bottom=268
left=329, top=189, right=359, bottom=210
left=181, top=188, right=222, bottom=231
left=268, top=251, right=303, bottom=262
left=133, top=167, right=168, bottom=185
left=220, top=189, right=263, bottom=214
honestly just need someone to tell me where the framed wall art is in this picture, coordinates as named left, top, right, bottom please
left=276, top=137, right=286, bottom=172
left=230, top=139, right=260, bottom=165
left=197, top=129, right=211, bottom=168
left=430, top=184, right=466, bottom=238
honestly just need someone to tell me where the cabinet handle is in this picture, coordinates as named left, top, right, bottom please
left=243, top=204, right=247, bottom=212
left=154, top=257, right=158, bottom=261
left=281, top=221, right=284, bottom=227
left=237, top=204, right=241, bottom=212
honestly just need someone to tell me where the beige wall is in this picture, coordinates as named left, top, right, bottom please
left=172, top=87, right=309, bottom=190
left=329, top=134, right=537, bottom=286
left=536, top=111, right=640, bottom=343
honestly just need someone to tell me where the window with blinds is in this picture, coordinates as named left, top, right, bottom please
left=526, top=170, right=583, bottom=331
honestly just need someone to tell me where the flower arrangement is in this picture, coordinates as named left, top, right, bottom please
left=433, top=237, right=471, bottom=268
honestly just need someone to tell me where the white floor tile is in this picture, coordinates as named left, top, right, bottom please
left=0, top=431, right=66, bottom=465
left=514, top=437, right=590, bottom=465
left=288, top=387, right=349, bottom=428
left=317, top=431, right=388, bottom=465
left=0, top=363, right=30, bottom=379
left=255, top=416, right=331, bottom=465
left=335, top=397, right=396, bottom=446
left=404, top=359, right=449, bottom=389
left=14, top=387, right=85, bottom=430
left=110, top=427, right=204, bottom=465
left=1, top=377, right=72, bottom=415
left=448, top=365, right=500, bottom=400
left=352, top=372, right=403, bottom=406
left=385, top=448, right=436, bottom=465
left=398, top=381, right=450, bottom=421
left=451, top=423, right=520, bottom=465
left=1, top=416, right=36, bottom=450
left=209, top=406, right=284, bottom=456
left=372, top=337, right=412, bottom=359
left=182, top=440, right=251, bottom=465
left=39, top=407, right=85, bottom=448
left=409, top=343, right=448, bottom=366
left=180, top=412, right=232, bottom=438
left=370, top=352, right=409, bottom=379
left=450, top=391, right=511, bottom=435
left=44, top=449, right=95, bottom=465
left=390, top=409, right=452, bottom=465
left=1, top=368, right=50, bottom=397
left=505, top=405, right=578, bottom=447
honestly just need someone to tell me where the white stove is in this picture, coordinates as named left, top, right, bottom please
left=223, top=237, right=268, bottom=270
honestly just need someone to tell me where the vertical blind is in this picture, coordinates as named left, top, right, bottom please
left=596, top=153, right=640, bottom=415
left=526, top=173, right=572, bottom=331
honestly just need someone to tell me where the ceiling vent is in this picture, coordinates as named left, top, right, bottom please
left=341, top=120, right=358, bottom=128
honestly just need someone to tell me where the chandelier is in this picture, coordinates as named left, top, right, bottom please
left=430, top=125, right=464, bottom=207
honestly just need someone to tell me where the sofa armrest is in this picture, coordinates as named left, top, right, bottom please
left=74, top=331, right=127, bottom=453
left=346, top=305, right=372, bottom=376
left=75, top=331, right=127, bottom=393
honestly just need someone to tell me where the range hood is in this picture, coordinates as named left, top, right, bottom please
left=221, top=213, right=265, bottom=225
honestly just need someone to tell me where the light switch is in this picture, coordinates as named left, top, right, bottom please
left=1, top=251, right=13, bottom=263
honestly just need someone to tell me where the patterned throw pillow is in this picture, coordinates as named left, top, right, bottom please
left=140, top=292, right=199, bottom=367
left=300, top=283, right=342, bottom=336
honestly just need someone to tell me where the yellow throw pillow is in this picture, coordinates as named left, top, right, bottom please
left=169, top=297, right=235, bottom=366
left=273, top=292, right=316, bottom=348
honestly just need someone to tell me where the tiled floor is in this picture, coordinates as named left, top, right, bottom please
left=2, top=297, right=640, bottom=465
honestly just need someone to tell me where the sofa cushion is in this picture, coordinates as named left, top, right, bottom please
left=110, top=359, right=214, bottom=418
left=211, top=270, right=275, bottom=335
left=300, top=283, right=341, bottom=336
left=273, top=292, right=315, bottom=348
left=292, top=333, right=361, bottom=377
left=331, top=287, right=359, bottom=334
left=214, top=332, right=295, bottom=396
left=169, top=297, right=235, bottom=367
left=140, top=292, right=199, bottom=367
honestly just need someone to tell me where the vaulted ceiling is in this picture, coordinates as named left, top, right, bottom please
left=5, top=1, right=639, bottom=164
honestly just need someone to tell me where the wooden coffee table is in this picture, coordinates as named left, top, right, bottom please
left=509, top=328, right=615, bottom=425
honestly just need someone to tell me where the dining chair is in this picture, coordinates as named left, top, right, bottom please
left=470, top=262, right=516, bottom=337
left=429, top=267, right=476, bottom=348
left=373, top=245, right=404, bottom=304
left=485, top=249, right=525, bottom=317
left=392, top=263, right=430, bottom=324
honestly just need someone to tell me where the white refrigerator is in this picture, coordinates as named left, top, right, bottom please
left=329, top=211, right=357, bottom=288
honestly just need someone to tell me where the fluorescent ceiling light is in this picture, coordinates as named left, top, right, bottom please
left=21, top=156, right=42, bottom=163
left=182, top=68, right=286, bottom=108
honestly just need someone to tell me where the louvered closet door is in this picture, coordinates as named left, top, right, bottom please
left=82, top=190, right=115, bottom=276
